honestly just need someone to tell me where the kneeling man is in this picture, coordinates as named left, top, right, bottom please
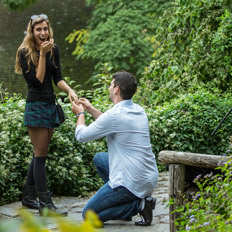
left=72, top=71, right=159, bottom=226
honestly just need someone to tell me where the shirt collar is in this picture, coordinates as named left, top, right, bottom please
left=114, top=99, right=133, bottom=107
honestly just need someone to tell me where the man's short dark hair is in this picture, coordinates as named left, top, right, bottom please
left=112, top=71, right=137, bottom=100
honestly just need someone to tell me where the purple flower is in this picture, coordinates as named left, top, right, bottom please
left=203, top=222, right=210, bottom=226
left=193, top=174, right=202, bottom=183
left=190, top=215, right=195, bottom=218
left=190, top=218, right=196, bottom=223
left=194, top=193, right=201, bottom=199
left=196, top=174, right=202, bottom=178
left=217, top=161, right=223, bottom=166
left=208, top=172, right=213, bottom=177
left=186, top=226, right=191, bottom=230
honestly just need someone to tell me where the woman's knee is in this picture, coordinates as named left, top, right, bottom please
left=34, top=146, right=48, bottom=157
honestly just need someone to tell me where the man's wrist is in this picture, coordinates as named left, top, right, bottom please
left=86, top=105, right=95, bottom=114
left=76, top=112, right=85, bottom=117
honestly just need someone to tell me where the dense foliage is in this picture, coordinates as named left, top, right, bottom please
left=142, top=88, right=232, bottom=156
left=66, top=0, right=172, bottom=77
left=175, top=152, right=232, bottom=231
left=141, top=0, right=232, bottom=104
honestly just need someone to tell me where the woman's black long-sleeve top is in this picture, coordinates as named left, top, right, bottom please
left=19, top=45, right=63, bottom=104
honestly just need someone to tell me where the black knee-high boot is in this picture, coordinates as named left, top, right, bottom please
left=22, top=185, right=39, bottom=209
left=38, top=191, right=67, bottom=216
left=22, top=154, right=39, bottom=209
left=34, top=156, right=67, bottom=216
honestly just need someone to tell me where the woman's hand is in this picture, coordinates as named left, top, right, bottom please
left=68, top=89, right=78, bottom=103
left=40, top=39, right=54, bottom=55
left=57, top=80, right=78, bottom=102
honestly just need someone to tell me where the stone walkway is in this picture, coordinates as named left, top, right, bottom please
left=0, top=172, right=169, bottom=232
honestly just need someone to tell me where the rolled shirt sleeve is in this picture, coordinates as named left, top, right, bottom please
left=75, top=110, right=112, bottom=142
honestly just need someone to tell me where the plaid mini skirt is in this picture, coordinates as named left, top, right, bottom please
left=24, top=102, right=60, bottom=128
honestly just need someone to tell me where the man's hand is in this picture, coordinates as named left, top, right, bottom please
left=72, top=101, right=84, bottom=116
left=78, top=98, right=93, bottom=113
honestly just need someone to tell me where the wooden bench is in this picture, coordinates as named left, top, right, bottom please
left=158, top=150, right=228, bottom=232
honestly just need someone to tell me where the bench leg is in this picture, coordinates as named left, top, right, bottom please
left=169, top=164, right=185, bottom=232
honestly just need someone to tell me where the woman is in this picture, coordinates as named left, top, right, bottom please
left=15, top=14, right=78, bottom=216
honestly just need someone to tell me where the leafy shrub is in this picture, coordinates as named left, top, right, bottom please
left=144, top=88, right=232, bottom=156
left=175, top=151, right=232, bottom=231
left=0, top=99, right=30, bottom=204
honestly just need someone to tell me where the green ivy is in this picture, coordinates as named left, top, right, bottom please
left=141, top=0, right=232, bottom=104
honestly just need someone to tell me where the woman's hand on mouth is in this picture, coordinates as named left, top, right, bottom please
left=40, top=39, right=54, bottom=55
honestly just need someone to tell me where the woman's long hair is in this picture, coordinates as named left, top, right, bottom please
left=15, top=17, right=54, bottom=74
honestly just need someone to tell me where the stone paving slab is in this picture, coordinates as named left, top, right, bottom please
left=0, top=172, right=169, bottom=232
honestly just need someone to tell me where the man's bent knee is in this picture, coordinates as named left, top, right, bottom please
left=93, top=152, right=107, bottom=162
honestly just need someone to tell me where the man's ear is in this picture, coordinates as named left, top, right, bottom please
left=114, top=86, right=120, bottom=95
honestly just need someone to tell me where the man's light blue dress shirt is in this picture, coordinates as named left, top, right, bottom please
left=75, top=100, right=159, bottom=198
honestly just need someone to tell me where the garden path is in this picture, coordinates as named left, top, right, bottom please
left=0, top=172, right=169, bottom=232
